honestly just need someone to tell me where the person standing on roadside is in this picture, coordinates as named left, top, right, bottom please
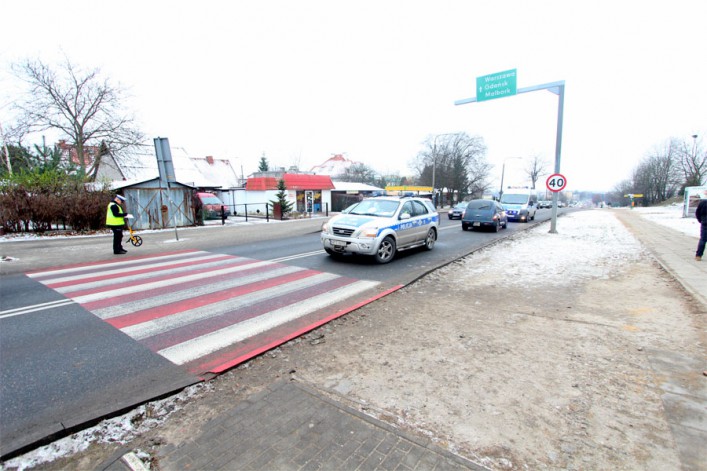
left=106, top=194, right=128, bottom=255
left=695, top=197, right=707, bottom=261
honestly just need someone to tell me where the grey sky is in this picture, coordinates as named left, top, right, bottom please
left=1, top=0, right=705, bottom=192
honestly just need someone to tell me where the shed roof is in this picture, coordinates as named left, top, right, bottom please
left=97, top=145, right=238, bottom=188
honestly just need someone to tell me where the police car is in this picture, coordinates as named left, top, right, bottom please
left=321, top=196, right=439, bottom=264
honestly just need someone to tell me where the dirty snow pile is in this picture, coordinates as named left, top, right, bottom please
left=1, top=383, right=212, bottom=471
left=451, top=206, right=698, bottom=288
left=633, top=203, right=702, bottom=237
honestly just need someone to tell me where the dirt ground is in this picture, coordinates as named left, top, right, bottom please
left=16, top=222, right=707, bottom=471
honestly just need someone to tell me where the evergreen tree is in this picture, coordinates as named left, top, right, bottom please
left=270, top=178, right=294, bottom=215
left=258, top=154, right=269, bottom=172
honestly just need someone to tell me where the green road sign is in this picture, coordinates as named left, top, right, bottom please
left=476, top=69, right=517, bottom=102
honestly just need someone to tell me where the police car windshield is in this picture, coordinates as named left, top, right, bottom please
left=349, top=200, right=399, bottom=217
left=500, top=194, right=528, bottom=204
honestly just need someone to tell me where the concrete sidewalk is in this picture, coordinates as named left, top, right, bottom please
left=102, top=381, right=487, bottom=471
left=614, top=209, right=707, bottom=309
left=615, top=209, right=707, bottom=470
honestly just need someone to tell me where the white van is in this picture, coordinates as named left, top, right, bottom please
left=500, top=189, right=537, bottom=222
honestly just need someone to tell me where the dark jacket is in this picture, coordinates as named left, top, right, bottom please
left=696, top=199, right=707, bottom=224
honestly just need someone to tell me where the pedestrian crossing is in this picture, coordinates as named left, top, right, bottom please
left=27, top=250, right=380, bottom=376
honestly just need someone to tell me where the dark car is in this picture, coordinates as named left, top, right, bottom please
left=196, top=192, right=231, bottom=219
left=461, top=199, right=508, bottom=232
left=448, top=201, right=469, bottom=219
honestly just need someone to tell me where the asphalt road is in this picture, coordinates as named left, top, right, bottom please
left=0, top=207, right=568, bottom=459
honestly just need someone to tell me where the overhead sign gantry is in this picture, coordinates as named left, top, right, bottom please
left=455, top=69, right=566, bottom=233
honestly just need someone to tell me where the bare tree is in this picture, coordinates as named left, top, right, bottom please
left=632, top=140, right=682, bottom=205
left=412, top=133, right=491, bottom=204
left=524, top=154, right=550, bottom=189
left=12, top=57, right=143, bottom=179
left=338, top=162, right=378, bottom=185
left=676, top=135, right=706, bottom=189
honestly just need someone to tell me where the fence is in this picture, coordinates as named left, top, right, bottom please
left=228, top=202, right=271, bottom=222
left=225, top=202, right=330, bottom=222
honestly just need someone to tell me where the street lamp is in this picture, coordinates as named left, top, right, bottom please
left=499, top=156, right=522, bottom=201
left=692, top=134, right=699, bottom=161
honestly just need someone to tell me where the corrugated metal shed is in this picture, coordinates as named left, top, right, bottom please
left=112, top=178, right=197, bottom=230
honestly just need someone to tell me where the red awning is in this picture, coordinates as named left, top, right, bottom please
left=246, top=174, right=334, bottom=191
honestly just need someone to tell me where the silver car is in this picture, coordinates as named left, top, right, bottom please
left=321, top=197, right=439, bottom=264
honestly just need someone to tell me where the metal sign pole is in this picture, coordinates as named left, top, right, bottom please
left=154, top=137, right=179, bottom=241
left=549, top=83, right=565, bottom=234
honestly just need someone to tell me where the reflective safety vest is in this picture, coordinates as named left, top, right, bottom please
left=106, top=202, right=125, bottom=226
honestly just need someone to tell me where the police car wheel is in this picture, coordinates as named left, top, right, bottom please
left=424, top=228, right=436, bottom=250
left=375, top=236, right=396, bottom=264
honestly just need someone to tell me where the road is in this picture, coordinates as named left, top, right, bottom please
left=0, top=207, right=568, bottom=458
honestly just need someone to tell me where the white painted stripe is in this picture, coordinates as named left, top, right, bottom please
left=71, top=260, right=274, bottom=304
left=123, top=272, right=340, bottom=340
left=159, top=280, right=379, bottom=365
left=27, top=251, right=210, bottom=279
left=44, top=253, right=231, bottom=287
left=94, top=265, right=304, bottom=320
left=55, top=255, right=246, bottom=294
left=0, top=299, right=75, bottom=319
left=269, top=250, right=325, bottom=263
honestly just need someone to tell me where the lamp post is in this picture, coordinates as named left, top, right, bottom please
left=499, top=156, right=521, bottom=201
left=692, top=134, right=699, bottom=161
left=431, top=133, right=456, bottom=207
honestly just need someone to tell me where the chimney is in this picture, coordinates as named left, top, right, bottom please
left=206, top=156, right=214, bottom=165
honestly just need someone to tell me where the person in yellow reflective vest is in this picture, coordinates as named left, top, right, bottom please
left=106, top=195, right=128, bottom=254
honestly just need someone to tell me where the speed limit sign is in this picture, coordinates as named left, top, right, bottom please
left=546, top=173, right=567, bottom=192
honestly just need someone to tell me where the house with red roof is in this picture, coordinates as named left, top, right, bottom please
left=244, top=172, right=335, bottom=213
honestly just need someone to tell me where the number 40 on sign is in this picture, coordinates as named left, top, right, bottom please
left=546, top=173, right=567, bottom=192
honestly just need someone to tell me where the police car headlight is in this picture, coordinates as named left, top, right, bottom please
left=358, top=228, right=378, bottom=238
left=321, top=222, right=330, bottom=233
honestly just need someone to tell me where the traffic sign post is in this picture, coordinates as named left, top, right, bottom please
left=546, top=173, right=567, bottom=228
left=546, top=173, right=567, bottom=192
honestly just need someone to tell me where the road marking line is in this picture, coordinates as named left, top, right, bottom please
left=70, top=260, right=272, bottom=304
left=27, top=250, right=204, bottom=278
left=121, top=272, right=339, bottom=339
left=0, top=299, right=75, bottom=319
left=159, top=280, right=379, bottom=365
